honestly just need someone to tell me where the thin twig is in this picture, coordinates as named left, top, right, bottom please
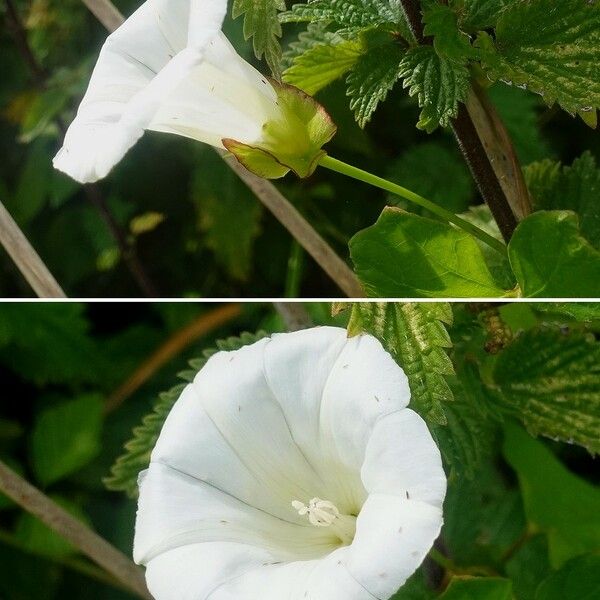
left=273, top=302, right=313, bottom=331
left=0, top=460, right=152, bottom=600
left=399, top=0, right=529, bottom=241
left=105, top=303, right=242, bottom=413
left=0, top=200, right=66, bottom=298
left=5, top=0, right=159, bottom=297
left=79, top=0, right=364, bottom=298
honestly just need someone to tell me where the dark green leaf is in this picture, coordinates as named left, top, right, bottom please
left=232, top=0, right=286, bottom=77
left=505, top=535, right=552, bottom=600
left=399, top=46, right=470, bottom=132
left=439, top=577, right=513, bottom=600
left=508, top=211, right=600, bottom=298
left=346, top=35, right=405, bottom=127
left=477, top=0, right=600, bottom=119
left=491, top=327, right=600, bottom=454
left=449, top=0, right=509, bottom=32
left=350, top=208, right=506, bottom=298
left=503, top=423, right=600, bottom=567
left=30, top=394, right=104, bottom=486
left=524, top=152, right=600, bottom=250
left=536, top=554, right=600, bottom=600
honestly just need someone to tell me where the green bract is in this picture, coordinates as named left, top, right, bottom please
left=223, top=80, right=337, bottom=178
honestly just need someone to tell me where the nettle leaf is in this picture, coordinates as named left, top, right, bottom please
left=30, top=394, right=104, bottom=487
left=105, top=331, right=268, bottom=497
left=280, top=0, right=407, bottom=34
left=438, top=577, right=513, bottom=600
left=508, top=211, right=600, bottom=298
left=349, top=207, right=506, bottom=298
left=531, top=303, right=600, bottom=323
left=399, top=46, right=470, bottom=132
left=232, top=0, right=286, bottom=78
left=422, top=0, right=477, bottom=62
left=477, top=0, right=600, bottom=121
left=449, top=0, right=509, bottom=32
left=491, top=327, right=600, bottom=454
left=283, top=37, right=363, bottom=95
left=524, top=152, right=600, bottom=250
left=503, top=423, right=600, bottom=568
left=346, top=34, right=406, bottom=127
left=346, top=302, right=454, bottom=425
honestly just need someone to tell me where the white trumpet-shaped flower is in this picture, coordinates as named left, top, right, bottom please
left=134, top=326, right=446, bottom=600
left=54, top=0, right=335, bottom=184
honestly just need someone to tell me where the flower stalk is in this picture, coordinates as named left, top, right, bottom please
left=318, top=155, right=508, bottom=257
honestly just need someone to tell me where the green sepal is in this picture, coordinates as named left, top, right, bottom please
left=223, top=80, right=337, bottom=179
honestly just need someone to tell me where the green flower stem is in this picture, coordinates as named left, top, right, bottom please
left=319, top=155, right=508, bottom=257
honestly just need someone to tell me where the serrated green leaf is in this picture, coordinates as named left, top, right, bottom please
left=30, top=394, right=104, bottom=486
left=280, top=0, right=407, bottom=34
left=535, top=554, right=600, bottom=600
left=346, top=302, right=454, bottom=425
left=346, top=36, right=405, bottom=127
left=399, top=46, right=470, bottom=132
left=438, top=577, right=513, bottom=600
left=283, top=38, right=363, bottom=95
left=105, top=331, right=268, bottom=497
left=503, top=422, right=600, bottom=567
left=491, top=327, right=600, bottom=454
left=350, top=207, right=506, bottom=298
left=531, top=303, right=600, bottom=323
left=449, top=0, right=509, bottom=32
left=508, top=210, right=600, bottom=298
left=422, top=0, right=477, bottom=62
left=524, top=152, right=600, bottom=250
left=477, top=0, right=600, bottom=119
left=232, top=0, right=285, bottom=77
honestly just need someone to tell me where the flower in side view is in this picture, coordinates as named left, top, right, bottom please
left=134, top=326, right=446, bottom=600
left=53, top=0, right=335, bottom=184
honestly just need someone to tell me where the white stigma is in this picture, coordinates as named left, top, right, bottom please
left=292, top=497, right=340, bottom=527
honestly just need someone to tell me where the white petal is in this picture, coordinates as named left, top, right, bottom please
left=151, top=338, right=333, bottom=522
left=144, top=542, right=274, bottom=600
left=210, top=547, right=377, bottom=600
left=346, top=494, right=443, bottom=598
left=320, top=333, right=411, bottom=470
left=134, top=462, right=337, bottom=564
left=361, top=409, right=446, bottom=507
left=53, top=0, right=226, bottom=183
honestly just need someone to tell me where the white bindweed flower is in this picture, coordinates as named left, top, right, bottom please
left=134, top=326, right=446, bottom=600
left=53, top=0, right=336, bottom=184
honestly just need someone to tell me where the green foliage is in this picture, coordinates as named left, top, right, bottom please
left=524, top=152, right=600, bottom=250
left=536, top=554, right=600, bottom=600
left=399, top=46, right=470, bottom=132
left=0, top=303, right=99, bottom=386
left=476, top=0, right=600, bottom=120
left=503, top=423, right=600, bottom=568
left=346, top=35, right=406, bottom=127
left=30, top=394, right=104, bottom=486
left=192, top=151, right=262, bottom=281
left=346, top=301, right=454, bottom=425
left=105, top=331, right=268, bottom=497
left=386, top=142, right=474, bottom=215
left=283, top=38, right=363, bottom=95
left=349, top=208, right=506, bottom=298
left=232, top=0, right=286, bottom=77
left=508, top=211, right=600, bottom=298
left=438, top=578, right=513, bottom=600
left=449, top=0, right=509, bottom=32
left=505, top=535, right=552, bottom=600
left=491, top=327, right=600, bottom=454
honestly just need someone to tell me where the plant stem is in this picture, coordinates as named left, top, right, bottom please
left=319, top=155, right=507, bottom=256
left=399, top=0, right=525, bottom=241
